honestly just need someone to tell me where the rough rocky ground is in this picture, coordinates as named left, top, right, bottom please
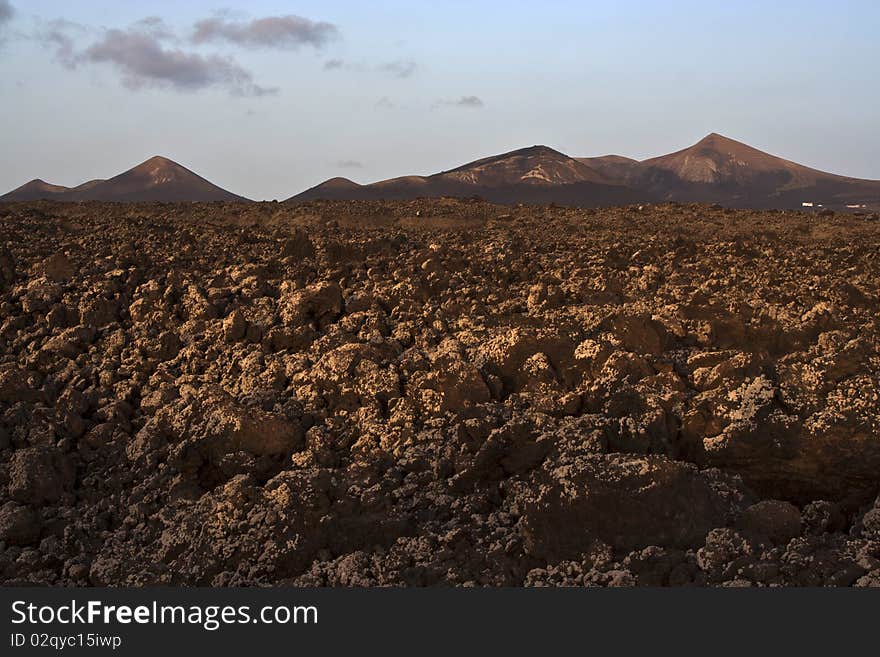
left=1, top=198, right=879, bottom=587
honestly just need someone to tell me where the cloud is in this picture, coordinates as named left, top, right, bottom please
left=0, top=0, right=13, bottom=42
left=41, top=19, right=276, bottom=97
left=83, top=28, right=276, bottom=96
left=375, top=96, right=395, bottom=109
left=336, top=160, right=364, bottom=169
left=455, top=95, right=484, bottom=108
left=323, top=58, right=419, bottom=79
left=378, top=60, right=416, bottom=79
left=433, top=95, right=485, bottom=109
left=192, top=15, right=338, bottom=49
left=131, top=16, right=177, bottom=41
left=37, top=19, right=85, bottom=68
left=33, top=12, right=340, bottom=96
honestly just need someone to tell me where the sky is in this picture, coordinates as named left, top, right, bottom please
left=0, top=0, right=878, bottom=200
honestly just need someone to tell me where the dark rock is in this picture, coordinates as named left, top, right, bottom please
left=737, top=500, right=802, bottom=543
left=0, top=502, right=40, bottom=546
left=8, top=448, right=75, bottom=505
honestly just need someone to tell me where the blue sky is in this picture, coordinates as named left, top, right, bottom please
left=1, top=1, right=878, bottom=199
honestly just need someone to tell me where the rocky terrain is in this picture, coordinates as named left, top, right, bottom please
left=1, top=198, right=879, bottom=587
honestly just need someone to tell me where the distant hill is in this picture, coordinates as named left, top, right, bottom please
left=438, top=145, right=611, bottom=185
left=629, top=133, right=880, bottom=207
left=586, top=133, right=880, bottom=208
left=1, top=157, right=248, bottom=203
left=288, top=145, right=648, bottom=207
left=2, top=179, right=73, bottom=201
left=288, top=133, right=880, bottom=210
left=575, top=155, right=640, bottom=182
left=5, top=136, right=880, bottom=210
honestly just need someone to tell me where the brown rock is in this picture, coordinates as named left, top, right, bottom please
left=8, top=447, right=75, bottom=505
left=281, top=229, right=316, bottom=260
left=40, top=253, right=75, bottom=282
left=607, top=313, right=669, bottom=355
left=223, top=309, right=247, bottom=342
left=176, top=392, right=305, bottom=460
left=521, top=455, right=751, bottom=560
left=0, top=244, right=14, bottom=290
left=527, top=283, right=565, bottom=311
left=0, top=502, right=40, bottom=546
left=279, top=281, right=343, bottom=329
left=861, top=509, right=880, bottom=541
left=737, top=500, right=802, bottom=543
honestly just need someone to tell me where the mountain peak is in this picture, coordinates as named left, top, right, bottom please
left=1, top=154, right=245, bottom=202
left=24, top=179, right=67, bottom=190
left=319, top=177, right=361, bottom=189
left=694, top=132, right=746, bottom=149
left=135, top=155, right=182, bottom=170
left=637, top=132, right=851, bottom=193
left=437, top=144, right=607, bottom=186
left=516, top=144, right=564, bottom=156
left=0, top=178, right=71, bottom=201
left=120, top=156, right=202, bottom=190
left=88, top=156, right=247, bottom=201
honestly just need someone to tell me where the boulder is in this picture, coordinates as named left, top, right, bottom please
left=281, top=229, right=316, bottom=260
left=40, top=253, right=75, bottom=283
left=737, top=500, right=802, bottom=543
left=520, top=454, right=752, bottom=560
left=279, top=281, right=343, bottom=329
left=0, top=502, right=40, bottom=546
left=8, top=447, right=75, bottom=505
left=0, top=244, right=14, bottom=290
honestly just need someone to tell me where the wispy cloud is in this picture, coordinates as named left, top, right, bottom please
left=378, top=60, right=416, bottom=79
left=376, top=96, right=395, bottom=109
left=0, top=0, right=13, bottom=24
left=455, top=95, right=484, bottom=108
left=433, top=95, right=485, bottom=109
left=324, top=58, right=419, bottom=79
left=38, top=19, right=87, bottom=68
left=192, top=15, right=338, bottom=49
left=0, top=0, right=13, bottom=43
left=336, top=160, right=364, bottom=169
left=131, top=16, right=177, bottom=42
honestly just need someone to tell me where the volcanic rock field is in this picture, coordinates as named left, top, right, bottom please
left=1, top=199, right=879, bottom=587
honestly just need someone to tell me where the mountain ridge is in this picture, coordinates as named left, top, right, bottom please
left=288, top=144, right=646, bottom=206
left=628, top=133, right=880, bottom=206
left=1, top=156, right=248, bottom=203
left=4, top=134, right=879, bottom=209
left=288, top=133, right=880, bottom=209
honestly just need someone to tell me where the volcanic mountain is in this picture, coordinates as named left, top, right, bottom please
left=0, top=179, right=74, bottom=201
left=628, top=133, right=880, bottom=208
left=290, top=134, right=880, bottom=210
left=3, top=178, right=111, bottom=202
left=288, top=145, right=648, bottom=207
left=575, top=155, right=640, bottom=182
left=6, top=135, right=879, bottom=209
left=1, top=156, right=248, bottom=203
